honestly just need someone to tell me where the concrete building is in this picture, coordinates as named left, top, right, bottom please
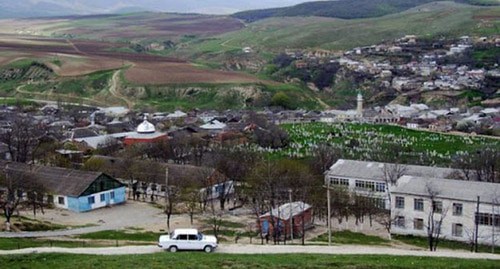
left=391, top=176, right=500, bottom=246
left=324, top=159, right=459, bottom=209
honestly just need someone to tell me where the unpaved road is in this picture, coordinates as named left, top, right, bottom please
left=108, top=70, right=134, bottom=109
left=1, top=244, right=499, bottom=260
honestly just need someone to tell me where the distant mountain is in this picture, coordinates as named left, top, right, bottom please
left=0, top=0, right=308, bottom=18
left=233, top=0, right=499, bottom=22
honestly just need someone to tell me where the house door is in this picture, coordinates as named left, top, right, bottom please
left=262, top=220, right=269, bottom=234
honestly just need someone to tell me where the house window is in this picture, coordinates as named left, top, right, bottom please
left=414, top=218, right=424, bottom=230
left=372, top=198, right=385, bottom=209
left=375, top=182, right=386, bottom=192
left=88, top=196, right=95, bottom=205
left=395, top=196, right=405, bottom=209
left=395, top=216, right=405, bottom=228
left=475, top=213, right=500, bottom=227
left=452, top=203, right=463, bottom=216
left=58, top=197, right=65, bottom=205
left=476, top=213, right=491, bottom=226
left=452, top=223, right=463, bottom=237
left=432, top=201, right=443, bottom=214
left=414, top=198, right=424, bottom=211
left=100, top=193, right=105, bottom=202
left=355, top=180, right=375, bottom=191
left=330, top=178, right=349, bottom=187
left=110, top=191, right=115, bottom=199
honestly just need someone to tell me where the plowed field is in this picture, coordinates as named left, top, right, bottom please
left=0, top=35, right=262, bottom=84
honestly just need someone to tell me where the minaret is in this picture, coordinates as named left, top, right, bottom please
left=90, top=112, right=95, bottom=126
left=357, top=92, right=363, bottom=117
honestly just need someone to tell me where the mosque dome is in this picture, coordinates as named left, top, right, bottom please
left=137, top=116, right=156, bottom=133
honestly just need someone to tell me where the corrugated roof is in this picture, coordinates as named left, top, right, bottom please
left=260, top=201, right=312, bottom=220
left=326, top=159, right=458, bottom=182
left=392, top=176, right=500, bottom=203
left=0, top=161, right=107, bottom=197
left=91, top=156, right=219, bottom=185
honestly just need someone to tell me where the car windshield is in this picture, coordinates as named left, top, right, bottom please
left=198, top=233, right=203, bottom=240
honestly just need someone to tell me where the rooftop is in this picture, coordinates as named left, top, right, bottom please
left=392, top=175, right=500, bottom=203
left=326, top=159, right=459, bottom=182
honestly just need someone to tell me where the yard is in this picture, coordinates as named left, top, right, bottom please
left=1, top=253, right=498, bottom=269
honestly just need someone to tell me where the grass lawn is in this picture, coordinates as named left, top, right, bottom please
left=393, top=235, right=500, bottom=254
left=76, top=230, right=162, bottom=242
left=1, top=253, right=499, bottom=269
left=311, top=230, right=389, bottom=246
left=0, top=238, right=113, bottom=250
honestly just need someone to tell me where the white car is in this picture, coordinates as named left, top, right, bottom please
left=158, top=228, right=218, bottom=253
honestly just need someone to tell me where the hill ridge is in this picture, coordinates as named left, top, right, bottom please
left=233, top=0, right=500, bottom=22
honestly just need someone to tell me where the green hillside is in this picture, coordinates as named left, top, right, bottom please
left=233, top=0, right=499, bottom=22
left=182, top=2, right=499, bottom=55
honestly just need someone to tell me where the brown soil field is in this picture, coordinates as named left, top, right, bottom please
left=0, top=14, right=244, bottom=41
left=0, top=35, right=263, bottom=84
left=125, top=62, right=261, bottom=84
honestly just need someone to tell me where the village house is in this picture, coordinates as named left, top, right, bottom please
left=391, top=175, right=500, bottom=246
left=259, top=201, right=313, bottom=239
left=0, top=160, right=126, bottom=212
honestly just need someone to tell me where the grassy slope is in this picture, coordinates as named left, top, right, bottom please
left=233, top=0, right=438, bottom=21
left=277, top=122, right=500, bottom=164
left=182, top=2, right=499, bottom=54
left=1, top=253, right=499, bottom=269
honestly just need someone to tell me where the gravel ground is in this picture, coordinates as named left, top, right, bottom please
left=0, top=244, right=499, bottom=260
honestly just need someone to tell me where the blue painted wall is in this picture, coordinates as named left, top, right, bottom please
left=66, top=186, right=126, bottom=213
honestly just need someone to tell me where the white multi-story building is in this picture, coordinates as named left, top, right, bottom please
left=324, top=159, right=459, bottom=209
left=391, top=176, right=500, bottom=246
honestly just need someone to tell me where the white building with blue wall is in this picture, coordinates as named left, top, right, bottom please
left=1, top=161, right=126, bottom=213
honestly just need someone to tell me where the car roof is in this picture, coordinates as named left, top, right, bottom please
left=173, top=228, right=199, bottom=235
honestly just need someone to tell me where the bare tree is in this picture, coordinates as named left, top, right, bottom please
left=0, top=116, right=45, bottom=163
left=0, top=164, right=38, bottom=231
left=180, top=184, right=202, bottom=225
left=425, top=182, right=448, bottom=251
left=309, top=143, right=341, bottom=175
left=378, top=163, right=407, bottom=239
left=169, top=136, right=192, bottom=164
left=453, top=148, right=500, bottom=183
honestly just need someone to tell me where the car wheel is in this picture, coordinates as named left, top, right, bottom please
left=169, top=246, right=178, bottom=253
left=203, top=245, right=213, bottom=253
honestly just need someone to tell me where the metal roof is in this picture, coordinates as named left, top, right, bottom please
left=260, top=201, right=312, bottom=220
left=0, top=161, right=120, bottom=197
left=326, top=159, right=459, bottom=182
left=392, top=175, right=500, bottom=203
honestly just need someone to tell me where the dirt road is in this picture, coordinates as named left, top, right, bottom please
left=108, top=70, right=134, bottom=109
left=0, top=244, right=499, bottom=260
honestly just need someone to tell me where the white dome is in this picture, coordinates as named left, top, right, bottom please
left=137, top=117, right=156, bottom=133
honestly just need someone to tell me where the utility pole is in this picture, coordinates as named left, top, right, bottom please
left=289, top=188, right=293, bottom=243
left=493, top=200, right=495, bottom=254
left=165, top=167, right=169, bottom=233
left=474, top=196, right=480, bottom=253
left=327, top=180, right=331, bottom=246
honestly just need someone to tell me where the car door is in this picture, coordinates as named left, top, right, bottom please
left=176, top=234, right=189, bottom=249
left=187, top=234, right=200, bottom=250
